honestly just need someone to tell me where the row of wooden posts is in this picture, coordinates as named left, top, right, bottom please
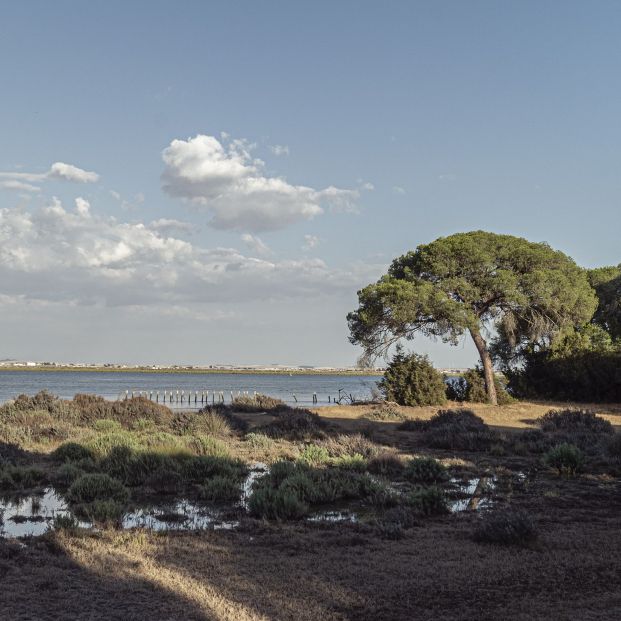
left=120, top=390, right=346, bottom=405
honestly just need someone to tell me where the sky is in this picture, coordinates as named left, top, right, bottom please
left=0, top=1, right=620, bottom=367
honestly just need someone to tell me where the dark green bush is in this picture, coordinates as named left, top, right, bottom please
left=473, top=509, right=537, bottom=546
left=537, top=409, right=613, bottom=435
left=401, top=409, right=496, bottom=451
left=379, top=350, right=447, bottom=407
left=405, top=457, right=448, bottom=484
left=144, top=469, right=183, bottom=494
left=53, top=442, right=95, bottom=463
left=199, top=475, right=241, bottom=503
left=0, top=466, right=47, bottom=490
left=447, top=368, right=513, bottom=405
left=507, top=350, right=621, bottom=402
left=248, top=486, right=309, bottom=520
left=404, top=486, right=448, bottom=516
left=67, top=473, right=129, bottom=504
left=544, top=443, right=584, bottom=475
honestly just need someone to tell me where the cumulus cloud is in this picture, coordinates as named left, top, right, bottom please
left=0, top=199, right=381, bottom=310
left=241, top=233, right=272, bottom=257
left=392, top=185, right=406, bottom=195
left=149, top=218, right=194, bottom=236
left=0, top=162, right=99, bottom=191
left=161, top=134, right=359, bottom=232
left=303, top=234, right=320, bottom=250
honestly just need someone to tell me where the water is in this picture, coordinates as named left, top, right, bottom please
left=0, top=370, right=380, bottom=408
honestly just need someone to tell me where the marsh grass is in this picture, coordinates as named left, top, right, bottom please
left=368, top=452, right=405, bottom=477
left=544, top=443, right=584, bottom=476
left=199, top=474, right=242, bottom=503
left=67, top=473, right=129, bottom=505
left=404, top=487, right=448, bottom=516
left=473, top=509, right=537, bottom=546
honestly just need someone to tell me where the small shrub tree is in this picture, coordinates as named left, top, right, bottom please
left=379, top=349, right=447, bottom=407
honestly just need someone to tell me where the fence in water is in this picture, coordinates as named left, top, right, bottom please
left=119, top=389, right=354, bottom=407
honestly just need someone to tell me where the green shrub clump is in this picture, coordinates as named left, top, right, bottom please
left=404, top=487, right=448, bottom=516
left=52, top=442, right=95, bottom=463
left=67, top=473, right=130, bottom=504
left=379, top=350, right=447, bottom=407
left=544, top=443, right=584, bottom=475
left=199, top=475, right=242, bottom=503
left=446, top=368, right=513, bottom=405
left=405, top=457, right=448, bottom=484
left=400, top=409, right=496, bottom=451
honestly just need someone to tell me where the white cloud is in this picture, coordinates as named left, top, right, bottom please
left=361, top=182, right=374, bottom=191
left=241, top=233, right=272, bottom=257
left=0, top=161, right=99, bottom=191
left=0, top=180, right=41, bottom=193
left=0, top=199, right=381, bottom=310
left=161, top=134, right=359, bottom=232
left=75, top=197, right=91, bottom=216
left=303, top=234, right=320, bottom=250
left=149, top=218, right=194, bottom=236
left=269, top=144, right=290, bottom=156
left=392, top=185, right=406, bottom=195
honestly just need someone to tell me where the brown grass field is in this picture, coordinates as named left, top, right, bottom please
left=1, top=396, right=621, bottom=620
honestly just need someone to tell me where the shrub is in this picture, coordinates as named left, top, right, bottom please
left=514, top=429, right=552, bottom=454
left=144, top=469, right=183, bottom=494
left=199, top=475, right=242, bottom=503
left=606, top=434, right=621, bottom=462
left=185, top=434, right=230, bottom=458
left=368, top=452, right=405, bottom=476
left=54, top=463, right=88, bottom=487
left=544, top=443, right=584, bottom=475
left=67, top=473, right=129, bottom=504
left=319, top=434, right=381, bottom=459
left=72, top=394, right=112, bottom=422
left=332, top=453, right=367, bottom=471
left=404, top=486, right=448, bottom=516
left=402, top=409, right=496, bottom=451
left=245, top=432, right=274, bottom=449
left=248, top=486, right=309, bottom=520
left=449, top=368, right=513, bottom=405
left=194, top=410, right=232, bottom=436
left=259, top=409, right=325, bottom=440
left=84, top=431, right=139, bottom=458
left=363, top=405, right=406, bottom=421
left=379, top=350, right=447, bottom=407
left=298, top=444, right=330, bottom=466
left=135, top=432, right=183, bottom=453
left=507, top=349, right=621, bottom=403
left=537, top=409, right=613, bottom=435
left=405, top=457, right=448, bottom=484
left=178, top=455, right=246, bottom=484
left=53, top=442, right=95, bottom=463
left=53, top=514, right=80, bottom=532
left=473, top=509, right=537, bottom=545
left=232, top=394, right=287, bottom=413
left=0, top=466, right=46, bottom=490
left=75, top=499, right=126, bottom=523
left=93, top=419, right=122, bottom=433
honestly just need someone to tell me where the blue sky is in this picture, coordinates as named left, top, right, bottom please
left=0, top=1, right=619, bottom=367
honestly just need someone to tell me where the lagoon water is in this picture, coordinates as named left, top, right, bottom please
left=0, top=370, right=380, bottom=407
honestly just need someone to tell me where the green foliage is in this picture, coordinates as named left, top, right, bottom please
left=248, top=486, right=309, bottom=520
left=245, top=432, right=274, bottom=449
left=75, top=499, right=126, bottom=523
left=84, top=431, right=139, bottom=457
left=198, top=475, right=241, bottom=503
left=185, top=434, right=230, bottom=458
left=53, top=442, right=95, bottom=463
left=507, top=349, right=621, bottom=402
left=544, top=443, right=584, bottom=475
left=379, top=349, right=447, bottom=406
left=319, top=434, right=381, bottom=459
left=404, top=487, right=448, bottom=516
left=332, top=453, right=367, bottom=471
left=473, top=510, right=537, bottom=546
left=232, top=393, right=287, bottom=413
left=67, top=473, right=129, bottom=504
left=537, top=409, right=613, bottom=435
left=349, top=231, right=597, bottom=403
left=54, top=463, right=89, bottom=487
left=362, top=404, right=406, bottom=421
left=404, top=457, right=448, bottom=484
left=93, top=419, right=122, bottom=433
left=400, top=409, right=496, bottom=451
left=258, top=408, right=325, bottom=440
left=588, top=264, right=621, bottom=340
left=0, top=466, right=47, bottom=490
left=53, top=513, right=81, bottom=532
left=298, top=444, right=330, bottom=466
left=447, top=368, right=513, bottom=405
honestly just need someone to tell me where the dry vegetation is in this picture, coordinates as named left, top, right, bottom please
left=1, top=392, right=621, bottom=620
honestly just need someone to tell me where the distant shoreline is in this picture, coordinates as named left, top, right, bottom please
left=0, top=365, right=383, bottom=376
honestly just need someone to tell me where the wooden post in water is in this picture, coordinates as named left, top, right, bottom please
left=293, top=394, right=297, bottom=402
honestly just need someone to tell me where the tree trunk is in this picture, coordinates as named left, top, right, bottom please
left=469, top=328, right=498, bottom=405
